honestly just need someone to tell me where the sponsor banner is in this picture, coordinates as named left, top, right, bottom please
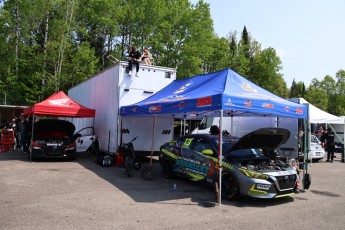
left=262, top=103, right=274, bottom=109
left=244, top=100, right=252, bottom=107
left=149, top=105, right=162, bottom=113
left=197, top=96, right=212, bottom=107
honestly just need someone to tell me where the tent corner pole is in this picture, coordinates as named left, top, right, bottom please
left=341, top=117, right=345, bottom=163
left=218, top=110, right=223, bottom=206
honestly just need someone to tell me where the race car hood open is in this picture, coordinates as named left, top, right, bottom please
left=229, top=127, right=290, bottom=152
left=33, top=119, right=76, bottom=138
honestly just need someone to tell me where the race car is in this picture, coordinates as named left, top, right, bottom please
left=159, top=127, right=299, bottom=200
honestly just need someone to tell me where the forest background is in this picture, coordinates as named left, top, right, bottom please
left=0, top=0, right=344, bottom=116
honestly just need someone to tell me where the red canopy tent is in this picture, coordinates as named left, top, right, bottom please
left=23, top=91, right=95, bottom=117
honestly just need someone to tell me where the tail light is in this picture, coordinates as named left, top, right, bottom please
left=65, top=142, right=76, bottom=151
left=31, top=141, right=42, bottom=149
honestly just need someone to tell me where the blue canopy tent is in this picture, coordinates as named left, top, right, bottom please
left=120, top=68, right=308, bottom=204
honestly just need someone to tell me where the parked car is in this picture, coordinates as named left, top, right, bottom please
left=335, top=142, right=344, bottom=153
left=29, top=119, right=98, bottom=160
left=159, top=128, right=299, bottom=200
left=309, top=134, right=325, bottom=161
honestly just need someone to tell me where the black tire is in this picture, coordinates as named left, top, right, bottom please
left=90, top=140, right=101, bottom=157
left=70, top=153, right=77, bottom=161
left=161, top=160, right=174, bottom=178
left=125, top=156, right=133, bottom=177
left=221, top=172, right=240, bottom=200
left=141, top=165, right=155, bottom=180
left=133, top=158, right=141, bottom=170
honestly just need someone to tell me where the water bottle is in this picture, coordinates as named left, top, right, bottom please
left=173, top=183, right=176, bottom=192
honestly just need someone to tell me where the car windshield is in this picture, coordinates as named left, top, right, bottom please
left=211, top=137, right=267, bottom=159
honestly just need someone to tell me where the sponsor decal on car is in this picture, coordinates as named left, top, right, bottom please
left=257, top=184, right=271, bottom=190
left=176, top=157, right=210, bottom=177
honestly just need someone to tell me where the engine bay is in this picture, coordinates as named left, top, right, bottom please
left=240, top=159, right=292, bottom=172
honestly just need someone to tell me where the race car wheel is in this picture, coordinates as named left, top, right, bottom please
left=161, top=160, right=174, bottom=178
left=221, top=172, right=240, bottom=200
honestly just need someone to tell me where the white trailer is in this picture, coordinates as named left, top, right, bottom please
left=68, top=62, right=176, bottom=155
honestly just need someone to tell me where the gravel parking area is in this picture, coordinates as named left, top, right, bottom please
left=1, top=151, right=345, bottom=230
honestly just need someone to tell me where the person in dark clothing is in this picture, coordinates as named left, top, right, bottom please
left=22, top=117, right=33, bottom=153
left=321, top=128, right=335, bottom=162
left=210, top=125, right=219, bottom=135
left=16, top=115, right=25, bottom=150
left=126, top=46, right=142, bottom=77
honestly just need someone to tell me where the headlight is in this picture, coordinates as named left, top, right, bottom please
left=239, top=168, right=269, bottom=180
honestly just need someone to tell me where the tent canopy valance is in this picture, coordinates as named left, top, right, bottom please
left=120, top=68, right=307, bottom=119
left=290, top=98, right=344, bottom=124
left=23, top=91, right=95, bottom=117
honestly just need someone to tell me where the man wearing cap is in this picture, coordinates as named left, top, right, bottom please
left=321, top=128, right=335, bottom=162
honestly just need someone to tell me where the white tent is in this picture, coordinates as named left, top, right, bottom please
left=290, top=98, right=344, bottom=124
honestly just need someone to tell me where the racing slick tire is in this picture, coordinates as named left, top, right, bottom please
left=161, top=160, right=174, bottom=178
left=221, top=172, right=240, bottom=200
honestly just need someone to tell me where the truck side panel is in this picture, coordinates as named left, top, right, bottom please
left=68, top=62, right=176, bottom=154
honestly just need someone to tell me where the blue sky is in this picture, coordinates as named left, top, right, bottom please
left=191, top=0, right=345, bottom=87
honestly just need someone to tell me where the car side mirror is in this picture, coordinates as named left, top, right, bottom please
left=202, top=149, right=213, bottom=155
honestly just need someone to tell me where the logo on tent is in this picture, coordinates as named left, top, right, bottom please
left=149, top=105, right=162, bottom=113
left=48, top=98, right=71, bottom=107
left=296, top=108, right=304, bottom=114
left=262, top=103, right=274, bottom=108
left=175, top=101, right=186, bottom=110
left=197, top=96, right=212, bottom=107
left=224, top=98, right=234, bottom=106
left=240, top=83, right=257, bottom=93
left=244, top=100, right=252, bottom=107
left=174, top=81, right=193, bottom=94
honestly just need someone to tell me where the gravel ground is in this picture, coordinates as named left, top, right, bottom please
left=1, top=151, right=345, bottom=230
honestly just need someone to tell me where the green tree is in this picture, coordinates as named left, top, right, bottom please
left=304, top=86, right=328, bottom=111
left=335, top=69, right=345, bottom=95
left=290, top=80, right=305, bottom=98
left=320, top=75, right=336, bottom=96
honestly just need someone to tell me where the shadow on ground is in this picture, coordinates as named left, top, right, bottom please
left=0, top=150, right=297, bottom=208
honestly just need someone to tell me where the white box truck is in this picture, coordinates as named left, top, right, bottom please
left=68, top=61, right=176, bottom=155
